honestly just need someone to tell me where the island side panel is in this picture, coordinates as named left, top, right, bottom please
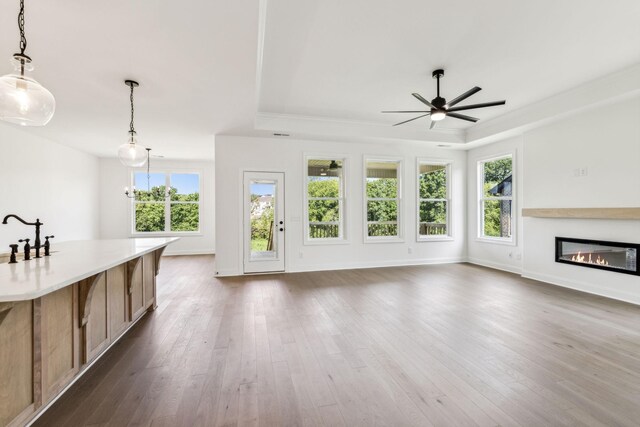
left=143, top=252, right=156, bottom=310
left=85, top=274, right=110, bottom=362
left=107, top=264, right=128, bottom=340
left=39, top=285, right=81, bottom=403
left=129, top=258, right=145, bottom=322
left=0, top=301, right=34, bottom=427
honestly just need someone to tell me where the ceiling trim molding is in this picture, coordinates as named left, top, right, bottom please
left=255, top=112, right=466, bottom=144
left=255, top=0, right=269, bottom=112
left=465, top=63, right=640, bottom=147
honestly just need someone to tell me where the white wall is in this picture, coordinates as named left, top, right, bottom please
left=99, top=158, right=215, bottom=256
left=215, top=135, right=466, bottom=276
left=0, top=124, right=99, bottom=250
left=466, top=136, right=524, bottom=274
left=521, top=96, right=640, bottom=304
left=467, top=96, right=640, bottom=304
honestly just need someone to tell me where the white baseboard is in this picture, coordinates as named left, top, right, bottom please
left=215, top=268, right=240, bottom=277
left=290, top=256, right=466, bottom=273
left=215, top=257, right=466, bottom=277
left=163, top=249, right=215, bottom=256
left=466, top=257, right=522, bottom=275
left=521, top=270, right=640, bottom=306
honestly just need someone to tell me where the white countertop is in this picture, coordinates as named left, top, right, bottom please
left=0, top=238, right=179, bottom=302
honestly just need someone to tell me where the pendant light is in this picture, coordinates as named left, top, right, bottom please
left=124, top=148, right=169, bottom=199
left=118, top=80, right=147, bottom=167
left=0, top=0, right=55, bottom=126
left=124, top=148, right=151, bottom=198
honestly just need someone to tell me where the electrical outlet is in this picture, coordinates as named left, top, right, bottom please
left=516, top=253, right=522, bottom=260
left=408, top=247, right=413, bottom=254
left=580, top=167, right=588, bottom=176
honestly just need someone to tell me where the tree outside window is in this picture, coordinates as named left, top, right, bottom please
left=365, top=159, right=401, bottom=240
left=418, top=162, right=449, bottom=238
left=479, top=156, right=513, bottom=240
left=133, top=172, right=200, bottom=233
left=305, top=158, right=344, bottom=241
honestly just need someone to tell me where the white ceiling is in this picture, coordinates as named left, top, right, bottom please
left=0, top=0, right=259, bottom=159
left=1, top=0, right=639, bottom=158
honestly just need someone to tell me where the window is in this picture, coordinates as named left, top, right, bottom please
left=305, top=158, right=345, bottom=242
left=478, top=155, right=513, bottom=241
left=365, top=159, right=401, bottom=240
left=418, top=161, right=450, bottom=239
left=132, top=172, right=200, bottom=234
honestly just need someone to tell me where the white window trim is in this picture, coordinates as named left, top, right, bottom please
left=363, top=156, right=404, bottom=243
left=303, top=154, right=349, bottom=245
left=416, top=158, right=453, bottom=242
left=129, top=168, right=203, bottom=236
left=476, top=152, right=516, bottom=245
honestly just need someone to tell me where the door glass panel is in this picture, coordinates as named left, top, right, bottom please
left=249, top=180, right=277, bottom=260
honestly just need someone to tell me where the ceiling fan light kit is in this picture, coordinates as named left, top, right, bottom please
left=383, top=69, right=506, bottom=129
left=0, top=0, right=55, bottom=126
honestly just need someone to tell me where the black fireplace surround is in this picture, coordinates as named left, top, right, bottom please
left=555, top=237, right=639, bottom=276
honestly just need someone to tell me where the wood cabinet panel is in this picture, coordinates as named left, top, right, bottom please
left=143, top=252, right=156, bottom=310
left=107, top=265, right=128, bottom=340
left=130, top=258, right=145, bottom=321
left=86, top=274, right=109, bottom=362
left=0, top=302, right=34, bottom=426
left=40, top=286, right=79, bottom=401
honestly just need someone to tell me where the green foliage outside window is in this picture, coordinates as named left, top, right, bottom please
left=134, top=185, right=199, bottom=233
left=135, top=203, right=165, bottom=232
left=250, top=202, right=274, bottom=251
left=307, top=177, right=341, bottom=238
left=418, top=166, right=447, bottom=236
left=366, top=177, right=399, bottom=237
left=481, top=157, right=512, bottom=238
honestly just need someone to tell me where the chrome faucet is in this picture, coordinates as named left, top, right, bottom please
left=2, top=214, right=44, bottom=258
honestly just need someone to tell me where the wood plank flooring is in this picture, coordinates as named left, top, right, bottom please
left=33, top=256, right=640, bottom=426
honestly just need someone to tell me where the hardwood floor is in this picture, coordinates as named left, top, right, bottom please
left=33, top=256, right=640, bottom=426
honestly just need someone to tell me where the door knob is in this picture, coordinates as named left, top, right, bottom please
left=279, top=228, right=284, bottom=232
left=279, top=221, right=284, bottom=225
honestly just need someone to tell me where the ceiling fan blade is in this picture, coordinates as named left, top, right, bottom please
left=447, top=100, right=506, bottom=112
left=429, top=120, right=437, bottom=130
left=393, top=113, right=430, bottom=126
left=381, top=110, right=429, bottom=113
left=447, top=112, right=479, bottom=122
left=446, top=86, right=481, bottom=108
left=412, top=93, right=435, bottom=108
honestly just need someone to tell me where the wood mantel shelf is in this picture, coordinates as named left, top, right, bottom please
left=522, top=207, right=640, bottom=220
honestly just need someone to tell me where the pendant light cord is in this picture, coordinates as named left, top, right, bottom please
left=146, top=149, right=151, bottom=191
left=129, top=84, right=136, bottom=134
left=18, top=0, right=27, bottom=56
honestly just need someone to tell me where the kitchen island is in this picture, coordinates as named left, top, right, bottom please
left=0, top=238, right=178, bottom=427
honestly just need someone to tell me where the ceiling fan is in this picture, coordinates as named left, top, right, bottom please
left=320, top=160, right=342, bottom=176
left=383, top=69, right=506, bottom=129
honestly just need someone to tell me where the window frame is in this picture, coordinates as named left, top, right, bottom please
left=129, top=169, right=203, bottom=236
left=363, top=156, right=403, bottom=243
left=476, top=153, right=515, bottom=245
left=303, top=155, right=348, bottom=245
left=416, top=158, right=453, bottom=242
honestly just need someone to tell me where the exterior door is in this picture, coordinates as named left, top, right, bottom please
left=243, top=172, right=285, bottom=273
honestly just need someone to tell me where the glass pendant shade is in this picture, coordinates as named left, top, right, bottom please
left=0, top=59, right=55, bottom=126
left=117, top=133, right=148, bottom=167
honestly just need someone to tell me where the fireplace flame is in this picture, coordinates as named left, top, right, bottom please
left=570, top=251, right=609, bottom=266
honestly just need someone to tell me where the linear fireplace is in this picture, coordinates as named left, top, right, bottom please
left=555, top=237, right=639, bottom=276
